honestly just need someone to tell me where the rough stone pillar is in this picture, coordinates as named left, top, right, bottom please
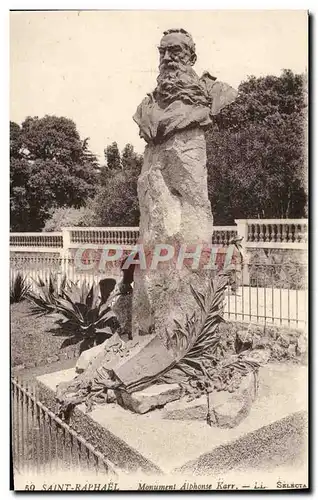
left=132, top=127, right=213, bottom=352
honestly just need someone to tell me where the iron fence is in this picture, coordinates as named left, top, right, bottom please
left=224, top=262, right=307, bottom=328
left=10, top=254, right=307, bottom=329
left=11, top=377, right=118, bottom=477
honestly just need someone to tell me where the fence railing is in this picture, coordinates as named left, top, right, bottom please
left=10, top=219, right=308, bottom=328
left=10, top=219, right=308, bottom=253
left=10, top=254, right=307, bottom=329
left=11, top=377, right=118, bottom=477
left=224, top=262, right=307, bottom=328
left=10, top=254, right=124, bottom=290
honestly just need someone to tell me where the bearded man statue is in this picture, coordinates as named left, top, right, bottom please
left=54, top=30, right=239, bottom=411
left=132, top=29, right=237, bottom=350
left=134, top=28, right=236, bottom=143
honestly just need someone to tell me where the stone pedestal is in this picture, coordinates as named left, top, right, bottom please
left=36, top=363, right=308, bottom=476
left=132, top=128, right=213, bottom=350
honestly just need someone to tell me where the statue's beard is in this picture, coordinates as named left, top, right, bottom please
left=155, top=63, right=210, bottom=108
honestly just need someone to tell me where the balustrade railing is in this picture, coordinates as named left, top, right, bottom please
left=9, top=220, right=308, bottom=331
left=68, top=227, right=140, bottom=246
left=244, top=219, right=308, bottom=244
left=212, top=226, right=238, bottom=245
left=10, top=219, right=308, bottom=253
left=10, top=233, right=63, bottom=248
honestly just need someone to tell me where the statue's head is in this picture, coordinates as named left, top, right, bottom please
left=158, top=29, right=197, bottom=73
left=155, top=28, right=208, bottom=109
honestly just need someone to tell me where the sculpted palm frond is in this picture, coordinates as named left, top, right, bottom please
left=169, top=268, right=232, bottom=363
left=159, top=239, right=266, bottom=407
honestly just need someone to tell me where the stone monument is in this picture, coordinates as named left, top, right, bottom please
left=56, top=29, right=240, bottom=417
left=132, top=28, right=237, bottom=354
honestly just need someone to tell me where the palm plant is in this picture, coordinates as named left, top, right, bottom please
left=10, top=273, right=30, bottom=304
left=53, top=279, right=120, bottom=351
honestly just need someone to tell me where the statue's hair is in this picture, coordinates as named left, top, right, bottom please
left=162, top=28, right=196, bottom=57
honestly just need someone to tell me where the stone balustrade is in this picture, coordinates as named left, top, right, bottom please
left=67, top=227, right=140, bottom=246
left=212, top=226, right=238, bottom=245
left=10, top=232, right=63, bottom=249
left=244, top=219, right=307, bottom=244
left=10, top=220, right=308, bottom=328
left=234, top=219, right=307, bottom=250
left=10, top=219, right=308, bottom=252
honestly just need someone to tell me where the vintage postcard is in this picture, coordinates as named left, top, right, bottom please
left=10, top=9, right=308, bottom=491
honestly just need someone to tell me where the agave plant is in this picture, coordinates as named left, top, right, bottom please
left=10, top=273, right=30, bottom=304
left=27, top=273, right=67, bottom=316
left=53, top=279, right=120, bottom=351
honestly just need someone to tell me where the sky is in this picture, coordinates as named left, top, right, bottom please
left=10, top=10, right=308, bottom=161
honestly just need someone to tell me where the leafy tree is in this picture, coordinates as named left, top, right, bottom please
left=10, top=121, right=22, bottom=158
left=121, top=143, right=137, bottom=169
left=43, top=206, right=96, bottom=231
left=92, top=143, right=142, bottom=226
left=105, top=141, right=121, bottom=171
left=10, top=116, right=99, bottom=231
left=20, top=116, right=82, bottom=163
left=206, top=69, right=307, bottom=223
left=99, top=141, right=122, bottom=187
left=82, top=137, right=100, bottom=172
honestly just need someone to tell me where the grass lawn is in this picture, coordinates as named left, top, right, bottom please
left=10, top=300, right=77, bottom=368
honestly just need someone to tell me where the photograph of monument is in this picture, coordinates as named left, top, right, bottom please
left=9, top=10, right=308, bottom=491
